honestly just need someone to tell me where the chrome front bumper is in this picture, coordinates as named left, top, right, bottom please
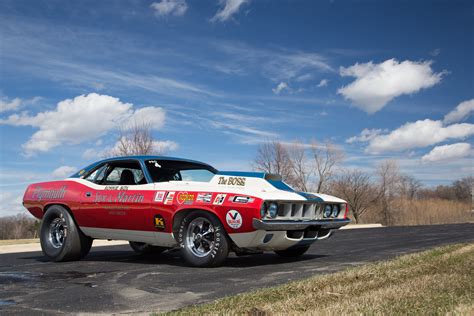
left=252, top=218, right=351, bottom=231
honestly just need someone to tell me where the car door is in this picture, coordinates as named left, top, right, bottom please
left=77, top=160, right=155, bottom=238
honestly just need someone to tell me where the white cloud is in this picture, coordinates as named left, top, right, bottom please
left=346, top=128, right=385, bottom=144
left=211, top=0, right=249, bottom=22
left=52, top=166, right=77, bottom=179
left=150, top=0, right=188, bottom=17
left=0, top=96, right=41, bottom=113
left=317, top=79, right=329, bottom=88
left=272, top=82, right=289, bottom=95
left=338, top=59, right=445, bottom=114
left=0, top=97, right=22, bottom=113
left=152, top=140, right=179, bottom=153
left=366, top=119, right=474, bottom=153
left=422, top=143, right=472, bottom=163
left=443, top=99, right=474, bottom=124
left=0, top=93, right=166, bottom=156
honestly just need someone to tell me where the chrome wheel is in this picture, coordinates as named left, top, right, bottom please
left=185, top=217, right=215, bottom=258
left=48, top=217, right=67, bottom=249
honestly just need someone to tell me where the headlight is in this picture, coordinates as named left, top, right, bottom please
left=323, top=205, right=332, bottom=218
left=332, top=204, right=340, bottom=218
left=268, top=202, right=278, bottom=218
left=260, top=203, right=267, bottom=218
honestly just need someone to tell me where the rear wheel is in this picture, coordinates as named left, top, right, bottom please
left=129, top=241, right=167, bottom=255
left=40, top=205, right=92, bottom=262
left=274, top=245, right=310, bottom=258
left=177, top=211, right=229, bottom=267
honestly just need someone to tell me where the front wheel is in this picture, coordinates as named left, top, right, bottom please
left=129, top=241, right=167, bottom=255
left=177, top=211, right=229, bottom=267
left=40, top=205, right=92, bottom=262
left=274, top=245, right=310, bottom=258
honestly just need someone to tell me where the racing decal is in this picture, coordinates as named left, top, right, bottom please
left=93, top=191, right=144, bottom=203
left=213, top=193, right=226, bottom=205
left=231, top=196, right=254, bottom=204
left=226, top=210, right=243, bottom=229
left=177, top=192, right=195, bottom=205
left=31, top=186, right=67, bottom=201
left=104, top=185, right=128, bottom=190
left=164, top=191, right=175, bottom=205
left=196, top=192, right=213, bottom=203
left=154, top=214, right=166, bottom=230
left=154, top=191, right=166, bottom=202
left=217, top=176, right=246, bottom=186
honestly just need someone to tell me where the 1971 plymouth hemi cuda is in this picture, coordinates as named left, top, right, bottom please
left=23, top=156, right=350, bottom=267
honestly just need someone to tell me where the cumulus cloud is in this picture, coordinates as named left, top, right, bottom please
left=52, top=166, right=77, bottom=179
left=0, top=96, right=40, bottom=113
left=152, top=140, right=179, bottom=153
left=346, top=128, right=385, bottom=144
left=272, top=82, right=289, bottom=95
left=150, top=0, right=188, bottom=17
left=366, top=119, right=474, bottom=153
left=317, top=79, right=329, bottom=88
left=421, top=143, right=472, bottom=163
left=211, top=0, right=250, bottom=22
left=443, top=99, right=474, bottom=124
left=0, top=93, right=166, bottom=156
left=338, top=59, right=445, bottom=114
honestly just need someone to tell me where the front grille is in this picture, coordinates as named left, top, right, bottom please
left=276, top=203, right=321, bottom=219
left=273, top=202, right=344, bottom=220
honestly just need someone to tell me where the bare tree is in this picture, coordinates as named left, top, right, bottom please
left=376, top=160, right=401, bottom=226
left=332, top=169, right=376, bottom=223
left=253, top=141, right=294, bottom=183
left=287, top=142, right=313, bottom=192
left=398, top=175, right=422, bottom=199
left=311, top=141, right=344, bottom=193
left=106, top=121, right=165, bottom=157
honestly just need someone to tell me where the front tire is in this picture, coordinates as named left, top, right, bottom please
left=177, top=211, right=229, bottom=267
left=40, top=205, right=92, bottom=262
left=274, top=245, right=310, bottom=258
left=129, top=241, right=167, bottom=255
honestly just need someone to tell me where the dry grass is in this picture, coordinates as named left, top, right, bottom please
left=390, top=198, right=472, bottom=226
left=0, top=238, right=39, bottom=245
left=163, top=243, right=474, bottom=315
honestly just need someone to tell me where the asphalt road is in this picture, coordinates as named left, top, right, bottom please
left=1, top=223, right=473, bottom=315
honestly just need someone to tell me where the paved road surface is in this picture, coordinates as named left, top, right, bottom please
left=1, top=223, right=473, bottom=315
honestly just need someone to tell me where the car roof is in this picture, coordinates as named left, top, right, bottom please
left=71, top=155, right=216, bottom=178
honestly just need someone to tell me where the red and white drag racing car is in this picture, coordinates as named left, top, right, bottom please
left=23, top=156, right=350, bottom=267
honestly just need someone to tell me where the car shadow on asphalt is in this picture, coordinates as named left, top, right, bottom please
left=20, top=249, right=328, bottom=269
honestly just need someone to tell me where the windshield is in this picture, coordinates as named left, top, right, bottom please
left=145, top=159, right=216, bottom=183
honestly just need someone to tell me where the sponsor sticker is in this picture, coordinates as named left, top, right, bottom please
left=196, top=192, right=213, bottom=203
left=231, top=196, right=254, bottom=204
left=154, top=214, right=166, bottom=230
left=213, top=193, right=227, bottom=205
left=164, top=191, right=175, bottom=205
left=226, top=210, right=243, bottom=229
left=154, top=191, right=166, bottom=203
left=177, top=192, right=195, bottom=205
left=218, top=176, right=246, bottom=186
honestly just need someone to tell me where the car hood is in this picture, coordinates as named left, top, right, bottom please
left=161, top=171, right=346, bottom=204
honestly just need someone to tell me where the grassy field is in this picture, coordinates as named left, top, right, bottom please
left=164, top=243, right=474, bottom=315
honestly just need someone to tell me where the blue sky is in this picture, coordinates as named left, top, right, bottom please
left=1, top=0, right=473, bottom=216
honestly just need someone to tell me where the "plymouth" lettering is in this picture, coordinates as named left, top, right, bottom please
left=32, top=186, right=67, bottom=201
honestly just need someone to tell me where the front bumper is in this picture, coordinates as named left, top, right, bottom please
left=252, top=218, right=351, bottom=231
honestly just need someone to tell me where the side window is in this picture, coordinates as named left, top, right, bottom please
left=103, top=165, right=146, bottom=185
left=84, top=164, right=108, bottom=184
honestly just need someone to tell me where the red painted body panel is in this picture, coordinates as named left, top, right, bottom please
left=23, top=180, right=262, bottom=235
